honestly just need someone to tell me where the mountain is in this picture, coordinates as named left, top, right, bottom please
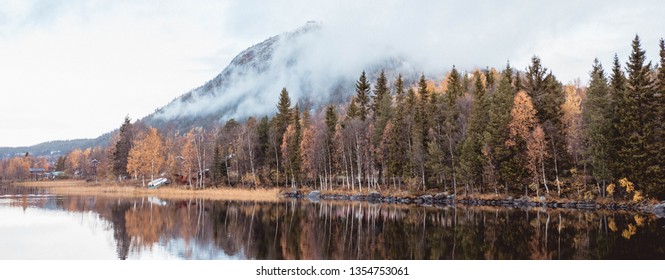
left=2, top=22, right=426, bottom=157
left=142, top=21, right=421, bottom=131
left=0, top=133, right=112, bottom=160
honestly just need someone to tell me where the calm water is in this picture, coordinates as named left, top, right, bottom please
left=1, top=185, right=664, bottom=260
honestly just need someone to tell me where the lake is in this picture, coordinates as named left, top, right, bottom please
left=1, top=184, right=664, bottom=260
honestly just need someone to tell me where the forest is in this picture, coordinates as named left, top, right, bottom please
left=2, top=35, right=664, bottom=201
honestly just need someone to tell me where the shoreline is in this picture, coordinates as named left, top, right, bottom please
left=283, top=189, right=665, bottom=217
left=8, top=180, right=665, bottom=216
left=11, top=180, right=281, bottom=203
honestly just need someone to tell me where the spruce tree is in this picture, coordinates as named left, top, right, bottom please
left=624, top=35, right=655, bottom=191
left=609, top=54, right=628, bottom=179
left=256, top=116, right=270, bottom=169
left=112, top=116, right=133, bottom=179
left=652, top=38, right=665, bottom=197
left=524, top=56, right=567, bottom=192
left=443, top=67, right=463, bottom=193
left=284, top=105, right=302, bottom=186
left=582, top=59, right=612, bottom=188
left=387, top=75, right=408, bottom=182
left=212, top=145, right=226, bottom=186
left=460, top=72, right=489, bottom=191
left=484, top=64, right=518, bottom=193
left=355, top=71, right=371, bottom=121
left=372, top=70, right=389, bottom=119
left=416, top=74, right=430, bottom=145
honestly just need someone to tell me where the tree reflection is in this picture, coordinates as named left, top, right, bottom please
left=18, top=190, right=665, bottom=260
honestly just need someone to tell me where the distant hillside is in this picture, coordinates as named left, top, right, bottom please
left=0, top=133, right=112, bottom=159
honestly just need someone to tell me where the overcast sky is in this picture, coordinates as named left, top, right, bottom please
left=1, top=0, right=663, bottom=147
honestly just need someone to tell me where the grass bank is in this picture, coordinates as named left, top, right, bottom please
left=13, top=180, right=281, bottom=202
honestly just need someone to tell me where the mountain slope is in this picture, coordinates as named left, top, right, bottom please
left=143, top=22, right=420, bottom=131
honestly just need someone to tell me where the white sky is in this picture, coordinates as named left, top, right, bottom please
left=1, top=0, right=663, bottom=147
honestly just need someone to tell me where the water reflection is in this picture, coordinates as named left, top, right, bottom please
left=1, top=185, right=664, bottom=259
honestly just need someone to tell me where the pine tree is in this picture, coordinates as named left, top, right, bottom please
left=282, top=105, right=302, bottom=187
left=523, top=56, right=566, bottom=194
left=484, top=64, right=519, bottom=194
left=355, top=71, right=371, bottom=121
left=346, top=96, right=359, bottom=120
left=270, top=87, right=292, bottom=185
left=372, top=71, right=392, bottom=185
left=460, top=72, right=489, bottom=192
left=624, top=35, right=656, bottom=192
left=416, top=74, right=430, bottom=145
left=256, top=116, right=270, bottom=169
left=609, top=54, right=628, bottom=179
left=324, top=105, right=338, bottom=187
left=112, top=116, right=133, bottom=179
left=372, top=70, right=389, bottom=119
left=387, top=75, right=408, bottom=185
left=212, top=145, right=226, bottom=186
left=652, top=38, right=665, bottom=197
left=442, top=67, right=463, bottom=193
left=275, top=88, right=292, bottom=134
left=582, top=59, right=612, bottom=190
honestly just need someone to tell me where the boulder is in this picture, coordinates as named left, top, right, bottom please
left=307, top=190, right=321, bottom=198
left=654, top=202, right=665, bottom=218
left=434, top=193, right=447, bottom=200
left=367, top=191, right=382, bottom=201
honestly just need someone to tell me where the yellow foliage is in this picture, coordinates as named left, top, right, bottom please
left=634, top=215, right=645, bottom=227
left=621, top=224, right=637, bottom=240
left=632, top=191, right=644, bottom=203
left=618, top=177, right=635, bottom=193
left=606, top=183, right=615, bottom=196
left=583, top=191, right=595, bottom=200
left=608, top=218, right=618, bottom=232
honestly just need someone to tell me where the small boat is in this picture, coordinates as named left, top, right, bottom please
left=147, top=177, right=169, bottom=189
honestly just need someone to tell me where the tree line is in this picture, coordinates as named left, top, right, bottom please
left=2, top=35, right=663, bottom=200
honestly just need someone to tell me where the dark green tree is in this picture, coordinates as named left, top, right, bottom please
left=582, top=59, right=612, bottom=189
left=211, top=145, right=227, bottom=186
left=269, top=88, right=292, bottom=185
left=355, top=71, right=371, bottom=121
left=372, top=71, right=392, bottom=185
left=609, top=54, right=628, bottom=179
left=523, top=56, right=567, bottom=192
left=443, top=66, right=464, bottom=193
left=623, top=35, right=657, bottom=196
left=484, top=64, right=519, bottom=194
left=284, top=105, right=302, bottom=186
left=652, top=38, right=665, bottom=197
left=460, top=72, right=489, bottom=192
left=112, top=116, right=133, bottom=179
left=387, top=74, right=408, bottom=185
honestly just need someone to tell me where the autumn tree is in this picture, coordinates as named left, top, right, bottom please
left=523, top=57, right=567, bottom=191
left=508, top=91, right=547, bottom=195
left=127, top=127, right=165, bottom=186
